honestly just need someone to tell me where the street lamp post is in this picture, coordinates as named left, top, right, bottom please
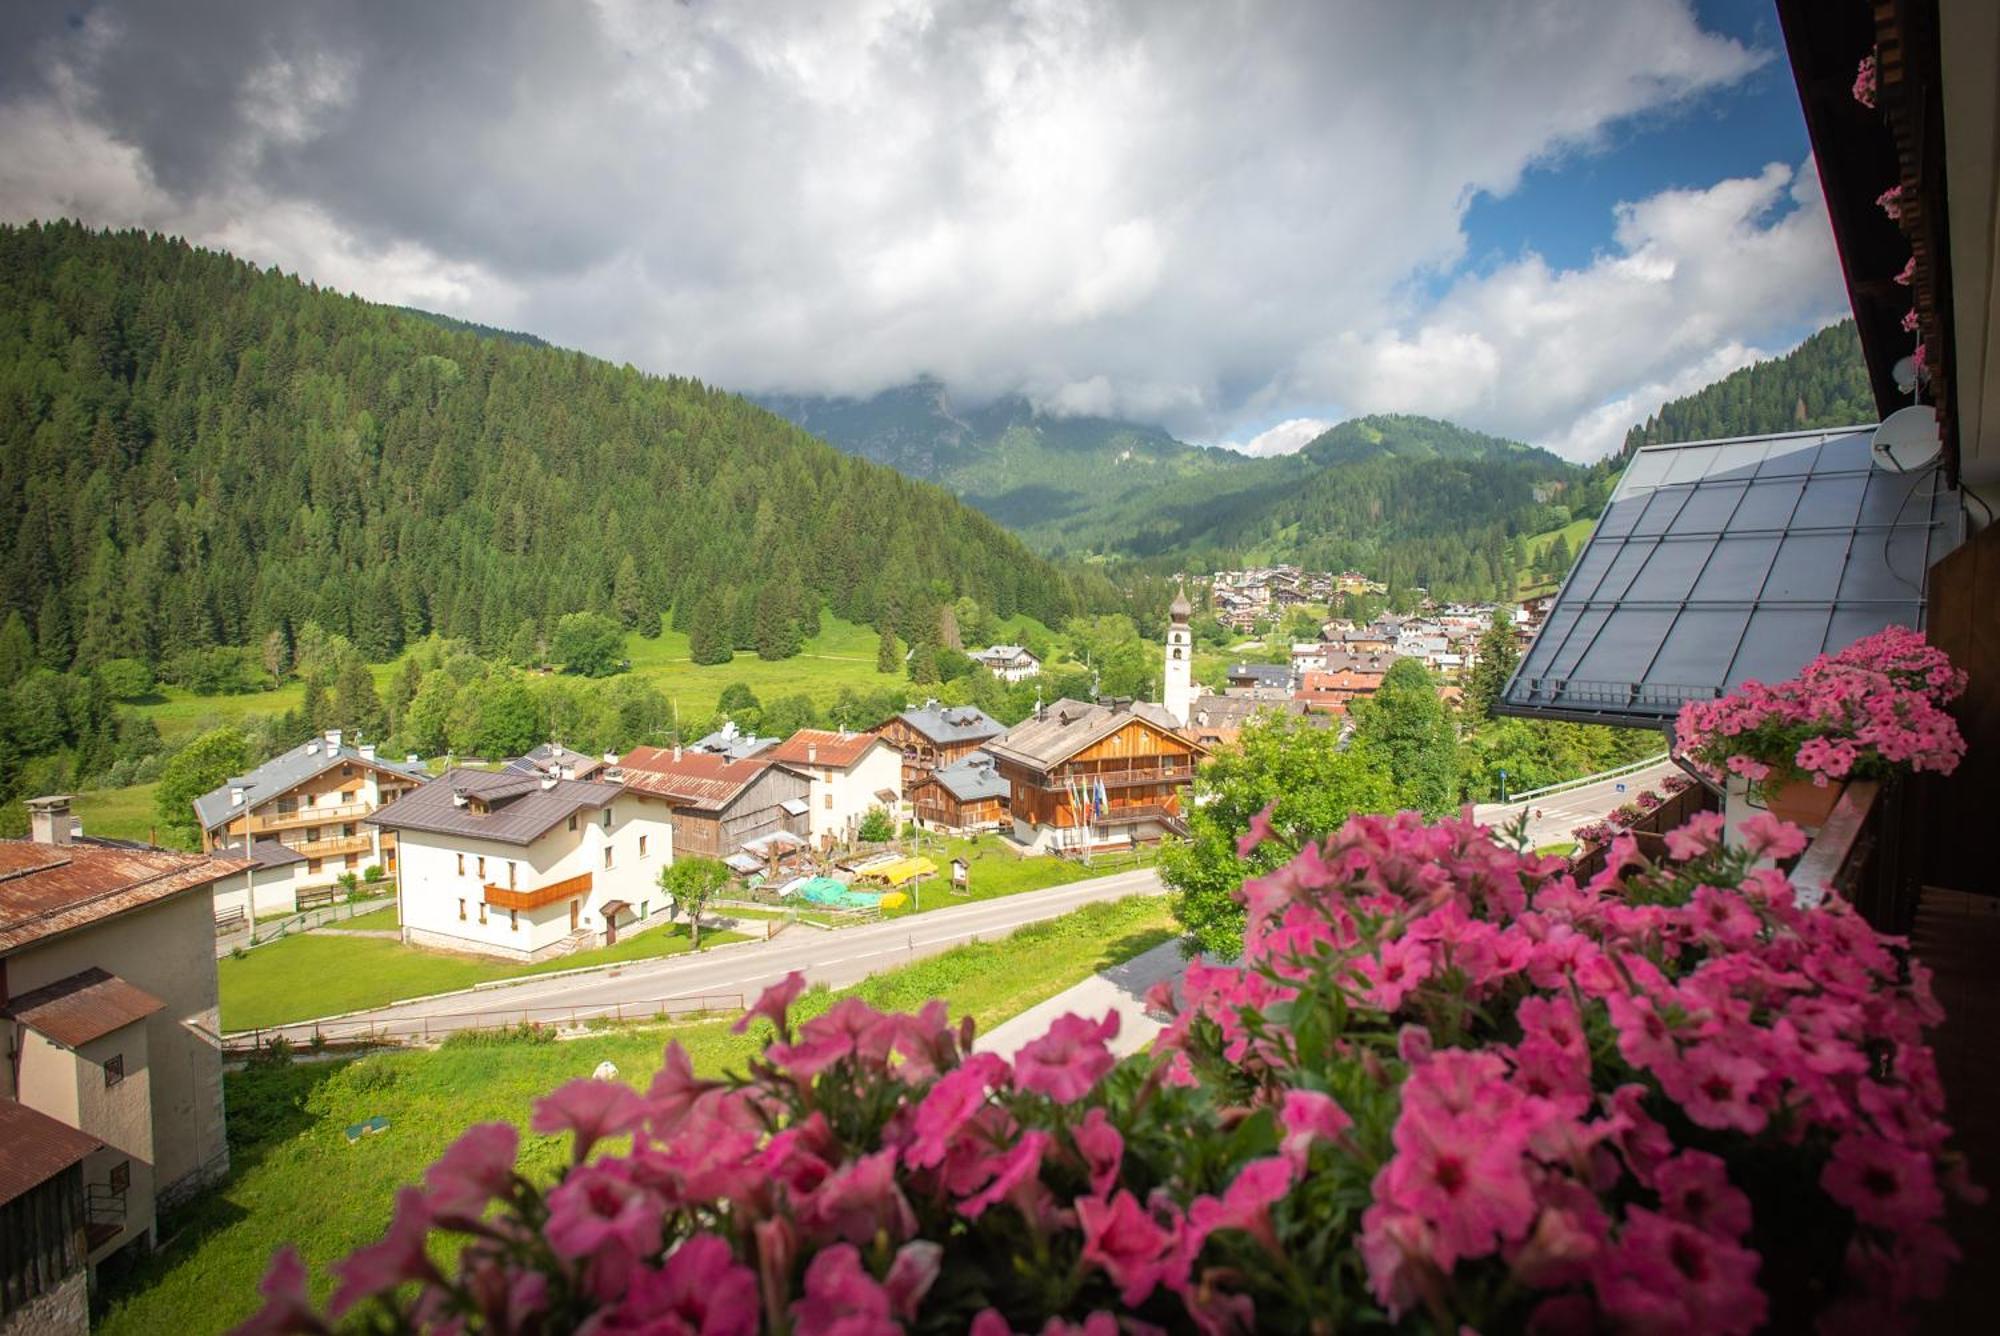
left=1499, top=768, right=1509, bottom=804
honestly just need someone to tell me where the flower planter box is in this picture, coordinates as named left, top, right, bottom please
left=1760, top=777, right=1845, bottom=829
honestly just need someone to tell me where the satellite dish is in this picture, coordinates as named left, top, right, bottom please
left=1871, top=404, right=1941, bottom=473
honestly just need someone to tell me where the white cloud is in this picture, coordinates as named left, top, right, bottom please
left=0, top=0, right=1827, bottom=460
left=1214, top=418, right=1335, bottom=458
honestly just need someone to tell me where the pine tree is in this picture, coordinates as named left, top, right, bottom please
left=688, top=590, right=733, bottom=666
left=908, top=642, right=940, bottom=685
left=876, top=623, right=899, bottom=674
left=300, top=673, right=330, bottom=735
left=1465, top=607, right=1521, bottom=721
left=335, top=656, right=385, bottom=738
left=0, top=612, right=33, bottom=682
left=613, top=555, right=644, bottom=630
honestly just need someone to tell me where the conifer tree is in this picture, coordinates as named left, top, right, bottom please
left=1465, top=607, right=1521, bottom=721
left=876, top=623, right=899, bottom=674
left=688, top=590, right=733, bottom=666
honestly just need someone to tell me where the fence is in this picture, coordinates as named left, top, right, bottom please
left=223, top=990, right=747, bottom=1056
left=1503, top=752, right=1672, bottom=804
left=215, top=893, right=397, bottom=958
left=1568, top=786, right=1717, bottom=881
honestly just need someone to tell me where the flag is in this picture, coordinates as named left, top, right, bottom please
left=1094, top=777, right=1107, bottom=819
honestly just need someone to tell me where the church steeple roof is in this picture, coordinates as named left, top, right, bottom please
left=1169, top=583, right=1191, bottom=620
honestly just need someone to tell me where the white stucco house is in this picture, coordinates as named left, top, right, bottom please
left=369, top=769, right=677, bottom=961
left=764, top=730, right=905, bottom=847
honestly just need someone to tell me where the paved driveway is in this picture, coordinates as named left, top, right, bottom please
left=1471, top=759, right=1681, bottom=849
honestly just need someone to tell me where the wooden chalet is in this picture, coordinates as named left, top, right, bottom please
left=983, top=698, right=1203, bottom=853
left=869, top=702, right=1005, bottom=791
left=616, top=747, right=810, bottom=860
left=910, top=750, right=1010, bottom=833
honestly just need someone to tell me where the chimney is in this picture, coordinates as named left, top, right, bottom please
left=603, top=752, right=618, bottom=765
left=325, top=728, right=343, bottom=750
left=230, top=785, right=246, bottom=808
left=306, top=740, right=320, bottom=756
left=26, top=795, right=73, bottom=847
left=406, top=753, right=421, bottom=766
left=540, top=775, right=559, bottom=791
left=359, top=743, right=376, bottom=761
left=808, top=744, right=818, bottom=765
left=673, top=745, right=683, bottom=762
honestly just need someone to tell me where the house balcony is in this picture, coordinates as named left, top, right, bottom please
left=249, top=800, right=372, bottom=832
left=291, top=832, right=375, bottom=859
left=484, top=870, right=593, bottom=912
left=1028, top=763, right=1197, bottom=792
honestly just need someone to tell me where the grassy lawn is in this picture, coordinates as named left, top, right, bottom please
left=618, top=611, right=912, bottom=729
left=328, top=905, right=400, bottom=931
left=69, top=782, right=194, bottom=849
left=1514, top=515, right=1599, bottom=598
left=96, top=896, right=1176, bottom=1336
left=1534, top=840, right=1580, bottom=858
left=872, top=834, right=1159, bottom=920
left=220, top=924, right=748, bottom=1031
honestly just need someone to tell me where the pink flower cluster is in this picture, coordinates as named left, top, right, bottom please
left=1854, top=53, right=1878, bottom=109
left=239, top=716, right=1971, bottom=1332
left=1675, top=627, right=1965, bottom=788
left=1153, top=808, right=1972, bottom=1331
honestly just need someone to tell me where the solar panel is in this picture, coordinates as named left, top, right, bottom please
left=1499, top=426, right=1963, bottom=727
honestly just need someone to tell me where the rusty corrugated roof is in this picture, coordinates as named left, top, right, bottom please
left=765, top=729, right=887, bottom=771
left=0, top=1097, right=99, bottom=1205
left=0, top=842, right=247, bottom=954
left=4, top=966, right=165, bottom=1047
left=618, top=747, right=776, bottom=812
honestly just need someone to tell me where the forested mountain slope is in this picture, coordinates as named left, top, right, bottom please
left=0, top=222, right=1092, bottom=673
left=756, top=379, right=1251, bottom=532
left=1621, top=319, right=1875, bottom=455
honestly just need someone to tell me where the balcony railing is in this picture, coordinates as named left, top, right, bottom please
left=292, top=832, right=374, bottom=858
left=484, top=870, right=593, bottom=912
left=249, top=800, right=371, bottom=832
left=1026, top=763, right=1197, bottom=792
left=1791, top=779, right=1920, bottom=934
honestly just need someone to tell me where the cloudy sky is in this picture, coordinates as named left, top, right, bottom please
left=0, top=0, right=1849, bottom=461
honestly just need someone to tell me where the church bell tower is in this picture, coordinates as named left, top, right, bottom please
left=1164, top=582, right=1194, bottom=726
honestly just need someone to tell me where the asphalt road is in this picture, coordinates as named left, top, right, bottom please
left=245, top=866, right=1167, bottom=1045
left=1471, top=759, right=1681, bottom=849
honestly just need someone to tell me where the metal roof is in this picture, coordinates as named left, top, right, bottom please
left=0, top=1097, right=99, bottom=1205
left=985, top=698, right=1194, bottom=771
left=882, top=703, right=1005, bottom=746
left=0, top=842, right=247, bottom=953
left=1500, top=426, right=1964, bottom=726
left=194, top=738, right=429, bottom=832
left=3, top=967, right=164, bottom=1047
left=215, top=838, right=307, bottom=870
left=618, top=748, right=787, bottom=813
left=766, top=730, right=887, bottom=770
left=925, top=750, right=1011, bottom=803
left=367, top=769, right=631, bottom=846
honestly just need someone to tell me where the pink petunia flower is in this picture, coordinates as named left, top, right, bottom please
left=883, top=1240, right=942, bottom=1322
left=422, top=1121, right=518, bottom=1222
left=1821, top=1133, right=1944, bottom=1231
left=733, top=969, right=808, bottom=1037
left=544, top=1162, right=665, bottom=1268
left=1013, top=1011, right=1121, bottom=1104
left=1072, top=1107, right=1124, bottom=1196
left=800, top=1148, right=918, bottom=1244
left=958, top=1130, right=1051, bottom=1219
left=1663, top=811, right=1726, bottom=861
left=1278, top=1089, right=1353, bottom=1168
left=1077, top=1191, right=1185, bottom=1305
left=1595, top=1206, right=1766, bottom=1334
left=1237, top=800, right=1278, bottom=858
left=1740, top=812, right=1809, bottom=861
left=905, top=1051, right=1009, bottom=1168
left=1189, top=1155, right=1293, bottom=1253
left=646, top=1040, right=725, bottom=1134
left=532, top=1077, right=646, bottom=1162
left=607, top=1233, right=758, bottom=1336
left=791, top=1244, right=898, bottom=1336
left=232, top=1246, right=328, bottom=1336
left=768, top=996, right=896, bottom=1078
left=1654, top=1150, right=1753, bottom=1239
left=329, top=1188, right=439, bottom=1318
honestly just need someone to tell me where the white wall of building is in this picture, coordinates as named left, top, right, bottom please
left=797, top=742, right=904, bottom=842
left=395, top=791, right=675, bottom=961
left=209, top=862, right=302, bottom=922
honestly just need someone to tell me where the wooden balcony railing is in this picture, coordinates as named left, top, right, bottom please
left=250, top=801, right=371, bottom=832
left=1791, top=779, right=1919, bottom=933
left=484, top=870, right=592, bottom=912
left=1029, top=763, right=1197, bottom=792
left=292, top=832, right=374, bottom=858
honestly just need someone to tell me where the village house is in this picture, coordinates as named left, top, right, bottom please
left=1289, top=642, right=1329, bottom=674
left=688, top=720, right=779, bottom=760
left=984, top=699, right=1204, bottom=852
left=909, top=750, right=1010, bottom=833
left=1182, top=695, right=1326, bottom=750
left=503, top=743, right=609, bottom=782
left=1224, top=662, right=1296, bottom=693
left=762, top=729, right=904, bottom=848
left=370, top=769, right=676, bottom=961
left=1, top=799, right=242, bottom=1289
left=1, top=1096, right=98, bottom=1333
left=617, top=746, right=811, bottom=861
left=870, top=702, right=1005, bottom=791
left=968, top=644, right=1042, bottom=682
left=194, top=730, right=428, bottom=923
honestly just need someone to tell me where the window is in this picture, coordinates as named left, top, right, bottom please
left=104, top=1054, right=124, bottom=1088
left=456, top=853, right=465, bottom=876
left=510, top=909, right=518, bottom=932
left=568, top=813, right=578, bottom=832
left=477, top=856, right=486, bottom=879
left=603, top=809, right=613, bottom=831
left=108, top=1161, right=130, bottom=1194
left=603, top=845, right=614, bottom=870
left=638, top=835, right=648, bottom=857
left=458, top=898, right=466, bottom=921
left=508, top=862, right=517, bottom=889
left=306, top=827, right=321, bottom=842
left=825, top=792, right=834, bottom=809
left=342, top=789, right=357, bottom=803
left=342, top=765, right=354, bottom=778
left=640, top=900, right=649, bottom=919
left=479, top=903, right=488, bottom=925
left=308, top=858, right=322, bottom=875
left=345, top=853, right=358, bottom=869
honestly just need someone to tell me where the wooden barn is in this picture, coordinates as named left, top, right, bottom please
left=983, top=699, right=1203, bottom=853
left=910, top=750, right=1010, bottom=833
left=616, top=747, right=810, bottom=860
left=870, top=702, right=1005, bottom=791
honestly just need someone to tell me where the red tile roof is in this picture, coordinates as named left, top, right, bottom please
left=0, top=842, right=247, bottom=954
left=618, top=747, right=773, bottom=812
left=764, top=730, right=883, bottom=770
left=3, top=967, right=165, bottom=1047
left=0, top=1097, right=99, bottom=1205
